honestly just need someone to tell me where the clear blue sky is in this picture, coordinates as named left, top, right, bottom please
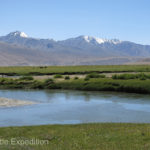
left=0, top=0, right=150, bottom=44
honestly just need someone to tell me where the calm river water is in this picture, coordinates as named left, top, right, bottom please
left=0, top=89, right=150, bottom=127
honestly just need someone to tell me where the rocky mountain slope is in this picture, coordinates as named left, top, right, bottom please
left=0, top=31, right=149, bottom=66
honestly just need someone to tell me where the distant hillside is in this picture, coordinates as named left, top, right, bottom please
left=0, top=31, right=149, bottom=66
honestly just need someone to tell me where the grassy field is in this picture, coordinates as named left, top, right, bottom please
left=1, top=65, right=150, bottom=75
left=0, top=123, right=150, bottom=150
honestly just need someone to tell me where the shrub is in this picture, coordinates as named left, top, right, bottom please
left=138, top=73, right=150, bottom=80
left=112, top=74, right=117, bottom=79
left=65, top=76, right=70, bottom=80
left=99, top=74, right=106, bottom=78
left=0, top=78, right=15, bottom=85
left=112, top=73, right=148, bottom=80
left=74, top=77, right=79, bottom=80
left=44, top=78, right=54, bottom=84
left=139, top=77, right=146, bottom=80
left=19, top=76, right=34, bottom=80
left=86, top=72, right=100, bottom=78
left=54, top=74, right=63, bottom=78
left=31, top=81, right=44, bottom=89
left=84, top=77, right=90, bottom=81
left=44, top=78, right=55, bottom=88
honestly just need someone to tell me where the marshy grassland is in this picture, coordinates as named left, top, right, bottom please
left=1, top=65, right=150, bottom=150
left=0, top=123, right=150, bottom=150
left=1, top=71, right=150, bottom=94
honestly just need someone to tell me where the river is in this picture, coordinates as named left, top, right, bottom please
left=0, top=89, right=150, bottom=126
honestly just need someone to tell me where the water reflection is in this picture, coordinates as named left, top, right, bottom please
left=0, top=89, right=150, bottom=126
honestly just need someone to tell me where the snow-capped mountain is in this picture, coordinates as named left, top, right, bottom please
left=7, top=31, right=28, bottom=38
left=60, top=35, right=122, bottom=45
left=0, top=31, right=56, bottom=50
left=59, top=35, right=150, bottom=57
left=0, top=31, right=150, bottom=66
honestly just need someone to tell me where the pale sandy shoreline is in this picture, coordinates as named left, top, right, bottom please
left=0, top=97, right=36, bottom=107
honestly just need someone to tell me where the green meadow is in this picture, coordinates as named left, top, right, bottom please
left=1, top=65, right=150, bottom=75
left=0, top=123, right=150, bottom=150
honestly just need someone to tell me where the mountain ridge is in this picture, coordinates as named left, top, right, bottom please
left=0, top=31, right=149, bottom=66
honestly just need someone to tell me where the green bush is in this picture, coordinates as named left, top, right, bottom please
left=45, top=78, right=54, bottom=84
left=30, top=81, right=44, bottom=89
left=139, top=77, right=146, bottom=80
left=74, top=77, right=79, bottom=80
left=99, top=74, right=106, bottom=78
left=65, top=76, right=70, bottom=80
left=112, top=73, right=150, bottom=80
left=44, top=78, right=55, bottom=88
left=112, top=74, right=117, bottom=79
left=86, top=72, right=100, bottom=78
left=19, top=76, right=34, bottom=80
left=114, top=74, right=136, bottom=79
left=84, top=77, right=90, bottom=81
left=54, top=74, right=63, bottom=78
left=0, top=78, right=15, bottom=85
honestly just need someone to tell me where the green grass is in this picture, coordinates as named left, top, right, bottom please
left=112, top=73, right=150, bottom=80
left=1, top=65, right=150, bottom=76
left=0, top=123, right=150, bottom=150
left=50, top=78, right=150, bottom=94
left=1, top=77, right=150, bottom=94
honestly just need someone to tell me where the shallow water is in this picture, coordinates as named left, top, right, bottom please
left=0, top=89, right=150, bottom=127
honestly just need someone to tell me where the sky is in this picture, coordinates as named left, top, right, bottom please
left=0, top=0, right=150, bottom=44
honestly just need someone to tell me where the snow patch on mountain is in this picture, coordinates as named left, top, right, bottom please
left=81, top=35, right=122, bottom=45
left=7, top=31, right=28, bottom=38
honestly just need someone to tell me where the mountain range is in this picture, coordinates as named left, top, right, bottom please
left=0, top=31, right=149, bottom=66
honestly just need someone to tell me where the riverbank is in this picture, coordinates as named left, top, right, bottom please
left=1, top=77, right=150, bottom=94
left=0, top=123, right=150, bottom=150
left=1, top=65, right=150, bottom=94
